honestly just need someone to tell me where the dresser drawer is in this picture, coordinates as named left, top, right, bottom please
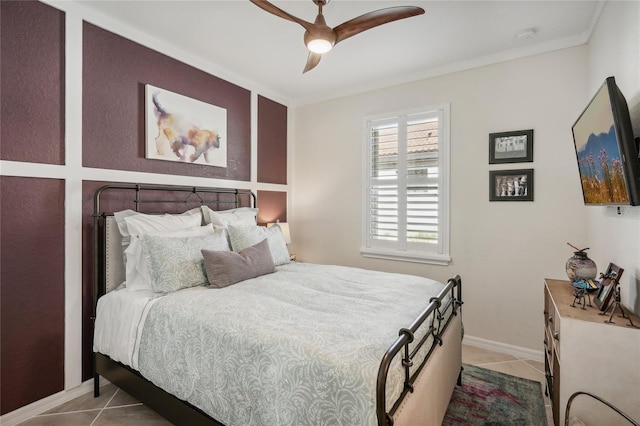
left=544, top=285, right=560, bottom=360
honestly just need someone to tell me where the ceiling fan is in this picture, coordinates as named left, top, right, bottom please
left=249, top=0, right=425, bottom=73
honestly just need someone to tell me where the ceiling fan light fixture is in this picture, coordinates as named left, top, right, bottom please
left=249, top=0, right=425, bottom=72
left=307, top=38, right=333, bottom=53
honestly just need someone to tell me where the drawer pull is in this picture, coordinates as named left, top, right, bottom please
left=553, top=331, right=559, bottom=340
left=548, top=317, right=553, bottom=324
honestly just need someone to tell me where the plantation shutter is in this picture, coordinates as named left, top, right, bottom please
left=364, top=107, right=448, bottom=263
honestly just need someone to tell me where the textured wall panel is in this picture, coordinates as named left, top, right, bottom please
left=0, top=1, right=65, bottom=164
left=82, top=22, right=251, bottom=181
left=257, top=190, right=287, bottom=225
left=257, top=96, right=287, bottom=184
left=0, top=176, right=65, bottom=414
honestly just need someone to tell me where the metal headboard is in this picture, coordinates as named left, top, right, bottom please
left=92, top=183, right=256, bottom=321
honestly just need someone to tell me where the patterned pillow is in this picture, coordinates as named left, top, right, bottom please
left=227, top=224, right=290, bottom=266
left=202, top=239, right=275, bottom=288
left=125, top=224, right=217, bottom=292
left=142, top=230, right=230, bottom=295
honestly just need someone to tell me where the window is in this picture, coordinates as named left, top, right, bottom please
left=361, top=105, right=450, bottom=264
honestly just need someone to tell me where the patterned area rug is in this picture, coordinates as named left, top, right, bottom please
left=443, top=364, right=547, bottom=426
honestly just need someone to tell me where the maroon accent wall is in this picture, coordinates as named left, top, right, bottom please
left=257, top=96, right=287, bottom=184
left=0, top=7, right=289, bottom=410
left=0, top=1, right=65, bottom=165
left=0, top=176, right=65, bottom=414
left=257, top=190, right=287, bottom=225
left=82, top=22, right=251, bottom=180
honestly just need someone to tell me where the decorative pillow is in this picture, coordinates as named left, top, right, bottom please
left=125, top=224, right=219, bottom=292
left=202, top=239, right=275, bottom=288
left=227, top=224, right=290, bottom=266
left=201, top=206, right=258, bottom=227
left=141, top=231, right=230, bottom=295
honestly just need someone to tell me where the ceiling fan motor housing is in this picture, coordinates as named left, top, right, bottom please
left=304, top=13, right=336, bottom=51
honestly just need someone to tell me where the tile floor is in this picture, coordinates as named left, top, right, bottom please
left=18, top=344, right=553, bottom=425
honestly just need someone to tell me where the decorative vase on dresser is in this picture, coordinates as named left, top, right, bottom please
left=565, top=245, right=597, bottom=282
left=543, top=278, right=640, bottom=425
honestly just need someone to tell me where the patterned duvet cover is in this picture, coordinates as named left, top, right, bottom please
left=137, top=262, right=445, bottom=426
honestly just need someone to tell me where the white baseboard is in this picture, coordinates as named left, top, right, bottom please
left=463, top=334, right=545, bottom=363
left=0, top=378, right=106, bottom=426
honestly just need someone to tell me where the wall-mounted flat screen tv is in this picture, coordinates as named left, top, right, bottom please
left=572, top=76, right=640, bottom=206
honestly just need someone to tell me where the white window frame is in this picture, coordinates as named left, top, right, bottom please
left=361, top=104, right=451, bottom=265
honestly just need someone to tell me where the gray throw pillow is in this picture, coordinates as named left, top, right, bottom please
left=202, top=239, right=276, bottom=288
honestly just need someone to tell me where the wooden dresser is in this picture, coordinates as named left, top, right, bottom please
left=544, top=278, right=640, bottom=425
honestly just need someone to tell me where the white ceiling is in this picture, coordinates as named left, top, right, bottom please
left=77, top=0, right=602, bottom=105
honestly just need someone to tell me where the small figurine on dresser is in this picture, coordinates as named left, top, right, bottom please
left=571, top=287, right=589, bottom=309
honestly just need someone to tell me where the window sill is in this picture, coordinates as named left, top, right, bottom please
left=360, top=247, right=451, bottom=266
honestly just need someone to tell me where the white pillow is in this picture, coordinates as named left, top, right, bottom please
left=227, top=224, right=290, bottom=266
left=124, top=210, right=202, bottom=237
left=114, top=208, right=202, bottom=252
left=201, top=206, right=258, bottom=227
left=125, top=224, right=220, bottom=291
left=142, top=231, right=231, bottom=295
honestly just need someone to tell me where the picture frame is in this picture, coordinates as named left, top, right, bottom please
left=489, top=169, right=534, bottom=201
left=145, top=84, right=227, bottom=168
left=594, top=263, right=624, bottom=311
left=489, top=129, right=534, bottom=164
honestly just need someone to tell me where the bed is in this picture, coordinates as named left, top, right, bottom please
left=92, top=183, right=463, bottom=426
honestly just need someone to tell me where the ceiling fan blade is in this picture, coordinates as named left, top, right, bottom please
left=303, top=52, right=322, bottom=73
left=334, top=6, right=425, bottom=44
left=249, top=0, right=315, bottom=32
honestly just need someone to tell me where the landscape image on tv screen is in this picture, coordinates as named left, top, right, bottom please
left=572, top=83, right=629, bottom=205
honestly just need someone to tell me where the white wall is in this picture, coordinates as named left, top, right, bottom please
left=291, top=46, right=589, bottom=352
left=584, top=0, right=640, bottom=315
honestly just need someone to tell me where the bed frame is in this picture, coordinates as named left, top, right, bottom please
left=92, top=183, right=463, bottom=426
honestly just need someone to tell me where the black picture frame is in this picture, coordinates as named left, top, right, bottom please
left=594, top=263, right=624, bottom=311
left=489, top=129, right=534, bottom=164
left=489, top=169, right=534, bottom=201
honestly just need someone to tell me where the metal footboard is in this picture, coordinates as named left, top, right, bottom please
left=376, top=275, right=463, bottom=426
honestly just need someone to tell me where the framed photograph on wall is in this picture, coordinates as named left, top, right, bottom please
left=489, top=129, right=533, bottom=164
left=594, top=263, right=624, bottom=311
left=489, top=169, right=534, bottom=201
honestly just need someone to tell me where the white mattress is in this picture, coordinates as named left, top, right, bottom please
left=93, top=284, right=160, bottom=370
